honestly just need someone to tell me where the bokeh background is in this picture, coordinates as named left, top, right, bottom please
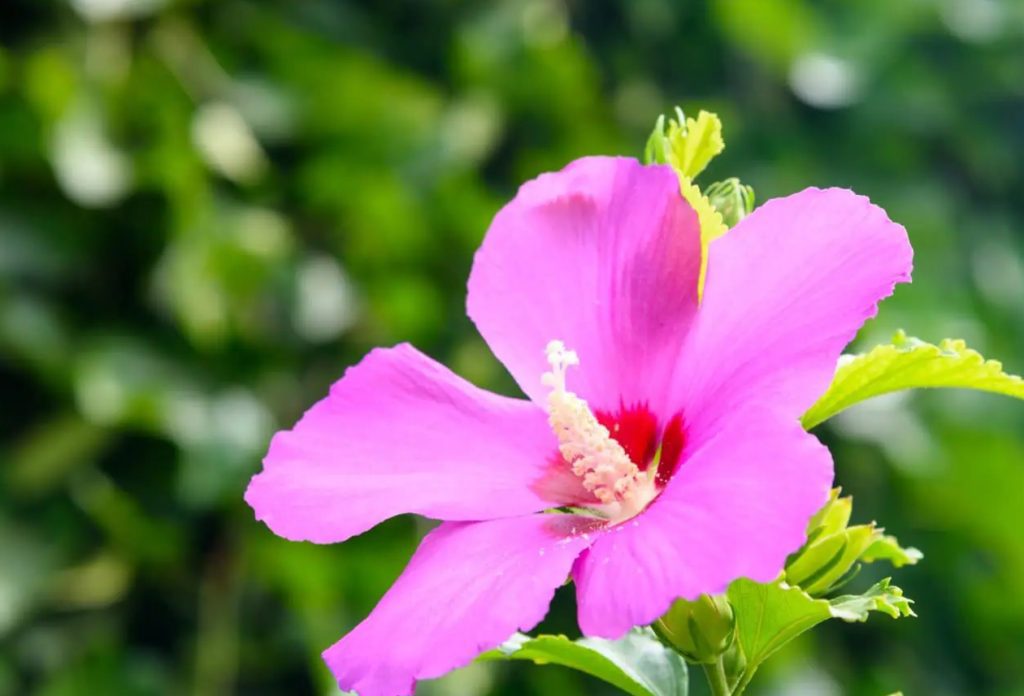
left=2, top=0, right=1023, bottom=694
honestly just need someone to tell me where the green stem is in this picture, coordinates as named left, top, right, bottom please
left=732, top=666, right=758, bottom=696
left=702, top=658, right=731, bottom=696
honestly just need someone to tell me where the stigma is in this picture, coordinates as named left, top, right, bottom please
left=542, top=340, right=658, bottom=522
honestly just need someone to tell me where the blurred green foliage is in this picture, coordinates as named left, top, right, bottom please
left=1, top=1, right=1023, bottom=694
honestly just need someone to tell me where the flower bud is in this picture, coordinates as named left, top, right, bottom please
left=786, top=488, right=876, bottom=596
left=653, top=593, right=735, bottom=663
left=802, top=487, right=851, bottom=536
left=786, top=524, right=877, bottom=596
left=705, top=178, right=755, bottom=228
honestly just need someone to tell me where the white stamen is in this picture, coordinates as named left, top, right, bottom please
left=542, top=340, right=657, bottom=521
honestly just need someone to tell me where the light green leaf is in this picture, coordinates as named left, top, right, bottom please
left=803, top=331, right=1024, bottom=429
left=829, top=578, right=916, bottom=621
left=861, top=535, right=923, bottom=568
left=480, top=629, right=688, bottom=696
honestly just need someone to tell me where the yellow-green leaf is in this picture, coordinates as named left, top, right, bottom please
left=644, top=108, right=724, bottom=179
left=802, top=331, right=1024, bottom=430
left=666, top=110, right=724, bottom=179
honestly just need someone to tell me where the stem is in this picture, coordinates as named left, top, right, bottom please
left=732, top=666, right=758, bottom=696
left=702, top=658, right=731, bottom=696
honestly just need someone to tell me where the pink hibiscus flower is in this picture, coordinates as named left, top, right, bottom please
left=245, top=156, right=912, bottom=696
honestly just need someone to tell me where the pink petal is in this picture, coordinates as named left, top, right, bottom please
left=324, top=514, right=597, bottom=696
left=245, top=344, right=560, bottom=544
left=672, top=187, right=912, bottom=442
left=573, top=406, right=832, bottom=638
left=467, top=156, right=701, bottom=412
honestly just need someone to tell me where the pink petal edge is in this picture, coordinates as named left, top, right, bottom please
left=245, top=344, right=560, bottom=544
left=671, top=186, right=913, bottom=444
left=324, top=514, right=599, bottom=696
left=467, top=156, right=701, bottom=415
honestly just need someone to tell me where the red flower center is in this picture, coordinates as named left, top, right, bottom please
left=595, top=403, right=686, bottom=488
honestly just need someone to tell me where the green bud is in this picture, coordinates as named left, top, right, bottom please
left=786, top=489, right=871, bottom=595
left=786, top=523, right=877, bottom=596
left=643, top=113, right=670, bottom=165
left=653, top=593, right=735, bottom=663
left=786, top=489, right=923, bottom=598
left=704, top=178, right=755, bottom=228
left=786, top=487, right=922, bottom=596
left=804, top=488, right=852, bottom=542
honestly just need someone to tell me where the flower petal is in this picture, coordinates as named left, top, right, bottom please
left=324, top=514, right=596, bottom=696
left=573, top=406, right=832, bottom=638
left=672, top=187, right=913, bottom=441
left=467, top=156, right=701, bottom=412
left=245, top=344, right=560, bottom=544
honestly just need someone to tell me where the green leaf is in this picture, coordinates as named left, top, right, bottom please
left=861, top=535, right=924, bottom=568
left=480, top=629, right=688, bottom=696
left=726, top=578, right=832, bottom=670
left=727, top=577, right=915, bottom=681
left=829, top=578, right=916, bottom=621
left=803, top=331, right=1024, bottom=429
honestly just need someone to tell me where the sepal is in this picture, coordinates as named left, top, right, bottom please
left=653, top=593, right=736, bottom=664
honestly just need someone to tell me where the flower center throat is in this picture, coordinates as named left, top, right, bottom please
left=542, top=340, right=660, bottom=522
